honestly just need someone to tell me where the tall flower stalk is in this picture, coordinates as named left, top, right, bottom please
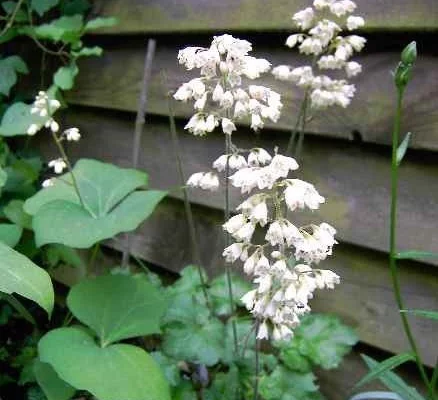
left=272, top=0, right=366, bottom=157
left=174, top=34, right=283, bottom=354
left=27, top=91, right=83, bottom=203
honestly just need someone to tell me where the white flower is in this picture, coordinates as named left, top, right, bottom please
left=243, top=57, right=271, bottom=79
left=269, top=154, right=299, bottom=178
left=229, top=154, right=247, bottom=170
left=48, top=158, right=67, bottom=174
left=194, top=92, right=208, bottom=110
left=221, top=118, right=237, bottom=135
left=257, top=320, right=269, bottom=340
left=234, top=101, right=247, bottom=119
left=345, top=61, right=362, bottom=77
left=347, top=15, right=365, bottom=30
left=233, top=221, right=256, bottom=242
left=173, top=83, right=193, bottom=101
left=223, top=242, right=246, bottom=263
left=42, top=178, right=54, bottom=188
left=229, top=167, right=260, bottom=194
left=265, top=221, right=284, bottom=246
left=313, top=0, right=331, bottom=9
left=212, top=84, right=224, bottom=102
left=250, top=202, right=268, bottom=226
left=248, top=148, right=272, bottom=167
left=223, top=214, right=247, bottom=235
left=250, top=114, right=264, bottom=131
left=241, top=289, right=257, bottom=309
left=330, top=0, right=356, bottom=17
left=27, top=124, right=39, bottom=136
left=293, top=7, right=315, bottom=30
left=284, top=179, right=325, bottom=211
left=187, top=172, right=219, bottom=191
left=64, top=127, right=81, bottom=141
left=285, top=34, right=304, bottom=48
left=347, top=35, right=366, bottom=52
left=272, top=65, right=293, bottom=81
left=49, top=120, right=59, bottom=133
left=318, top=55, right=345, bottom=70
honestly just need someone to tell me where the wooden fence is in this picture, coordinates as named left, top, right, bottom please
left=37, top=0, right=438, bottom=397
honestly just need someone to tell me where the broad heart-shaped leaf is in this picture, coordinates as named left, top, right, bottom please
left=361, top=355, right=425, bottom=400
left=0, top=102, right=49, bottom=137
left=24, top=158, right=166, bottom=248
left=294, top=314, right=358, bottom=369
left=259, top=366, right=320, bottom=400
left=0, top=56, right=29, bottom=96
left=53, top=63, right=78, bottom=90
left=31, top=0, right=60, bottom=16
left=162, top=317, right=225, bottom=366
left=84, top=17, right=118, bottom=31
left=209, top=272, right=252, bottom=316
left=39, top=327, right=171, bottom=400
left=150, top=352, right=181, bottom=387
left=0, top=223, right=23, bottom=247
left=0, top=166, right=7, bottom=188
left=0, top=241, right=54, bottom=315
left=33, top=360, right=76, bottom=400
left=279, top=341, right=312, bottom=373
left=72, top=46, right=103, bottom=58
left=67, top=274, right=167, bottom=346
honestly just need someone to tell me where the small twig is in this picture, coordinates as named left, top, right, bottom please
left=121, top=38, right=156, bottom=268
left=166, top=83, right=212, bottom=310
left=0, top=0, right=24, bottom=37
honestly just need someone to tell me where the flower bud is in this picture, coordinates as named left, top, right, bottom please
left=401, top=41, right=417, bottom=65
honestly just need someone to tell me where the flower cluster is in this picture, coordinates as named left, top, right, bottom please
left=174, top=34, right=283, bottom=136
left=221, top=149, right=340, bottom=341
left=26, top=91, right=81, bottom=187
left=272, top=0, right=366, bottom=108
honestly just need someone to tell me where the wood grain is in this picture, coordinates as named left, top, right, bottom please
left=48, top=108, right=438, bottom=265
left=91, top=0, right=438, bottom=34
left=67, top=44, right=438, bottom=151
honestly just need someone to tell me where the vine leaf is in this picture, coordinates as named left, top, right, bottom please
left=0, top=56, right=28, bottom=96
left=31, top=0, right=60, bottom=16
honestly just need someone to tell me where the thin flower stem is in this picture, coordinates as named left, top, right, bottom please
left=167, top=97, right=212, bottom=310
left=294, top=91, right=310, bottom=160
left=431, top=357, right=438, bottom=398
left=88, top=242, right=100, bottom=271
left=389, top=88, right=433, bottom=398
left=225, top=133, right=239, bottom=354
left=286, top=99, right=305, bottom=155
left=253, top=321, right=261, bottom=400
left=0, top=0, right=24, bottom=36
left=51, top=131, right=85, bottom=209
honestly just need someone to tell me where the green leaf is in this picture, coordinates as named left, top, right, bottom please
left=293, top=314, right=358, bottom=370
left=39, top=327, right=171, bottom=400
left=396, top=132, right=412, bottom=165
left=72, top=46, right=103, bottom=58
left=361, top=355, right=425, bottom=400
left=33, top=360, right=76, bottom=400
left=0, top=292, right=36, bottom=325
left=280, top=342, right=312, bottom=373
left=45, top=244, right=84, bottom=269
left=31, top=0, right=60, bottom=16
left=60, top=0, right=90, bottom=16
left=0, top=56, right=29, bottom=96
left=162, top=317, right=225, bottom=366
left=24, top=159, right=167, bottom=248
left=2, top=2, right=28, bottom=22
left=3, top=200, right=33, bottom=229
left=205, top=365, right=240, bottom=400
left=209, top=272, right=252, bottom=316
left=222, top=318, right=255, bottom=365
left=0, top=102, right=50, bottom=137
left=400, top=309, right=438, bottom=321
left=259, top=366, right=319, bottom=400
left=67, top=274, right=167, bottom=346
left=53, top=63, right=78, bottom=90
left=0, top=167, right=7, bottom=189
left=84, top=17, right=118, bottom=31
left=0, top=223, right=23, bottom=247
left=355, top=352, right=415, bottom=388
left=30, top=15, right=84, bottom=44
left=150, top=352, right=181, bottom=387
left=0, top=241, right=54, bottom=315
left=395, top=251, right=438, bottom=260
left=172, top=382, right=197, bottom=400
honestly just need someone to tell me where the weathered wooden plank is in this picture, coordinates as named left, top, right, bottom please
left=68, top=44, right=438, bottom=151
left=48, top=108, right=438, bottom=265
left=92, top=0, right=438, bottom=33
left=104, top=197, right=438, bottom=367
